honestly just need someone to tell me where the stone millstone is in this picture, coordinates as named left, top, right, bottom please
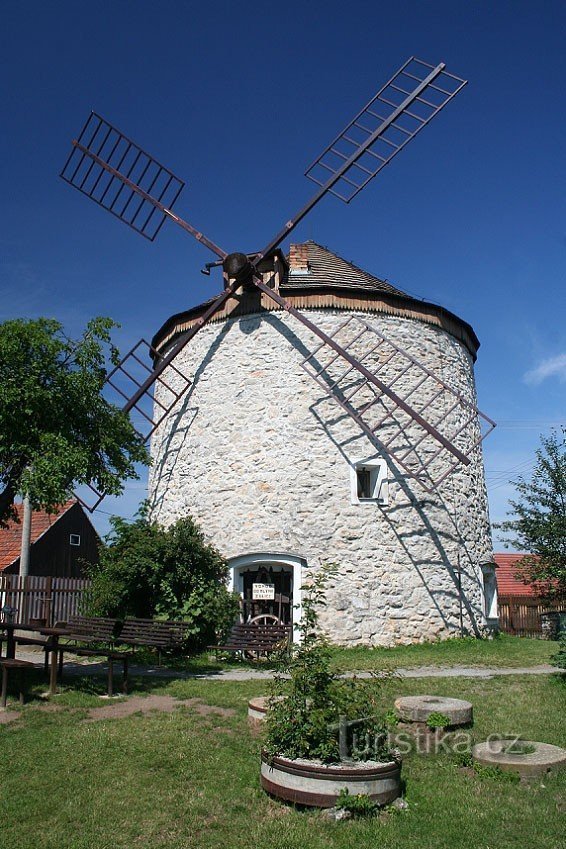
left=394, top=695, right=473, bottom=726
left=473, top=741, right=566, bottom=777
left=248, top=696, right=284, bottom=724
left=248, top=696, right=270, bottom=723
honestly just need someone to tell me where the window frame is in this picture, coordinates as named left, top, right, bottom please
left=350, top=458, right=388, bottom=505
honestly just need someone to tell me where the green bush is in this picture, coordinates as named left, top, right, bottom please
left=265, top=566, right=392, bottom=764
left=335, top=788, right=377, bottom=817
left=500, top=740, right=536, bottom=755
left=86, top=506, right=239, bottom=652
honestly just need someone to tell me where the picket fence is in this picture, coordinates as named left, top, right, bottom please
left=497, top=595, right=546, bottom=637
left=0, top=574, right=91, bottom=626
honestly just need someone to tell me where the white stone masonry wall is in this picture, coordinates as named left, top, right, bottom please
left=148, top=307, right=493, bottom=646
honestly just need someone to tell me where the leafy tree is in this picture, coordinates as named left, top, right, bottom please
left=87, top=508, right=239, bottom=652
left=498, top=429, right=566, bottom=604
left=0, top=317, right=149, bottom=525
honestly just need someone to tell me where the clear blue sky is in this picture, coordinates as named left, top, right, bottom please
left=2, top=1, right=564, bottom=542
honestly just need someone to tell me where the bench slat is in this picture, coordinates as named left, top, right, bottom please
left=210, top=622, right=291, bottom=656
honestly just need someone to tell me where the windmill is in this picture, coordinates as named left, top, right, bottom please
left=61, top=56, right=495, bottom=513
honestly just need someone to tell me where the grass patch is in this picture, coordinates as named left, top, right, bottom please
left=1, top=671, right=564, bottom=848
left=131, top=634, right=558, bottom=677
left=328, top=634, right=558, bottom=673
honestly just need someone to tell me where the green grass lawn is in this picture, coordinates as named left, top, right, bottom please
left=178, top=634, right=557, bottom=675
left=327, top=634, right=558, bottom=672
left=1, top=668, right=564, bottom=849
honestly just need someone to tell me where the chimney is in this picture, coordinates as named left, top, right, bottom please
left=289, top=243, right=310, bottom=275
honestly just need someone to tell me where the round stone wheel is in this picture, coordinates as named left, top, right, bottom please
left=261, top=753, right=401, bottom=808
left=394, top=695, right=473, bottom=726
left=248, top=696, right=270, bottom=724
left=248, top=695, right=284, bottom=725
left=473, top=740, right=566, bottom=777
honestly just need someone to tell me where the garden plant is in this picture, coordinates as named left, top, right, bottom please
left=264, top=566, right=393, bottom=764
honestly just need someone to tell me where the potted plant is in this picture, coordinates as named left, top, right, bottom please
left=261, top=567, right=401, bottom=808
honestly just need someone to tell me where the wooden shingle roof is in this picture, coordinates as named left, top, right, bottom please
left=152, top=241, right=481, bottom=359
left=283, top=241, right=407, bottom=296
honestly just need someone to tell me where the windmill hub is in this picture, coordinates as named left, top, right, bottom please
left=223, top=252, right=255, bottom=288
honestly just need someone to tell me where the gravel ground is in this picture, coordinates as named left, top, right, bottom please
left=9, top=648, right=560, bottom=681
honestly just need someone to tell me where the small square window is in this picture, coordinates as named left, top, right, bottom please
left=356, top=468, right=373, bottom=499
left=69, top=534, right=81, bottom=546
left=351, top=459, right=388, bottom=504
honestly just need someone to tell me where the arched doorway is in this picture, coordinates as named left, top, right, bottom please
left=227, top=552, right=305, bottom=642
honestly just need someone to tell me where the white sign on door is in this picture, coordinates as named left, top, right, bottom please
left=252, top=583, right=275, bottom=601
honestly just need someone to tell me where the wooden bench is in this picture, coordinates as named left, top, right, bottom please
left=57, top=616, right=128, bottom=696
left=116, top=618, right=188, bottom=665
left=209, top=623, right=291, bottom=659
left=0, top=658, right=35, bottom=707
left=11, top=633, right=53, bottom=675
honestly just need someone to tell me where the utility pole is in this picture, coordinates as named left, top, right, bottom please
left=19, top=493, right=32, bottom=578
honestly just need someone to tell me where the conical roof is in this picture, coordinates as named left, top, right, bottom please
left=283, top=241, right=406, bottom=297
left=152, top=241, right=480, bottom=359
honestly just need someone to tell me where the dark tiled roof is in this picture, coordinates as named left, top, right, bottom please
left=283, top=241, right=407, bottom=296
left=0, top=500, right=77, bottom=571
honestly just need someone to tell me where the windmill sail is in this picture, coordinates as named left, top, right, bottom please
left=304, top=57, right=467, bottom=204
left=257, top=57, right=466, bottom=260
left=61, top=112, right=185, bottom=241
left=300, top=315, right=495, bottom=489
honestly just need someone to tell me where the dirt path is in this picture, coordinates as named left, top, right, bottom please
left=9, top=649, right=560, bottom=681
left=84, top=695, right=235, bottom=722
left=0, top=694, right=236, bottom=725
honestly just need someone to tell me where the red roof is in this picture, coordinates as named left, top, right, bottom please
left=0, top=500, right=77, bottom=571
left=494, top=553, right=536, bottom=597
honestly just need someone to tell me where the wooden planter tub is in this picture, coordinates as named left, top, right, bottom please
left=261, top=753, right=401, bottom=807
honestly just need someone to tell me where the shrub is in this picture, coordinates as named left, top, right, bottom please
left=335, top=788, right=377, bottom=817
left=500, top=740, right=536, bottom=755
left=86, top=506, right=239, bottom=652
left=265, top=566, right=392, bottom=764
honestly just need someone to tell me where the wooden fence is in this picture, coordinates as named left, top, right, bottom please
left=497, top=595, right=547, bottom=637
left=0, top=575, right=91, bottom=626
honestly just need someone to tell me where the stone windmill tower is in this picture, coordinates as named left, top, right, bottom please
left=61, top=57, right=498, bottom=644
left=146, top=241, right=496, bottom=646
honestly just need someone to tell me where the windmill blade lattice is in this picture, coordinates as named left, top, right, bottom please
left=75, top=339, right=193, bottom=512
left=61, top=112, right=185, bottom=241
left=253, top=279, right=490, bottom=491
left=304, top=57, right=466, bottom=204
left=104, top=339, right=192, bottom=440
left=300, top=315, right=495, bottom=490
left=73, top=277, right=247, bottom=511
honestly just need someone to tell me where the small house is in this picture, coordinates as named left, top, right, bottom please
left=0, top=500, right=99, bottom=579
